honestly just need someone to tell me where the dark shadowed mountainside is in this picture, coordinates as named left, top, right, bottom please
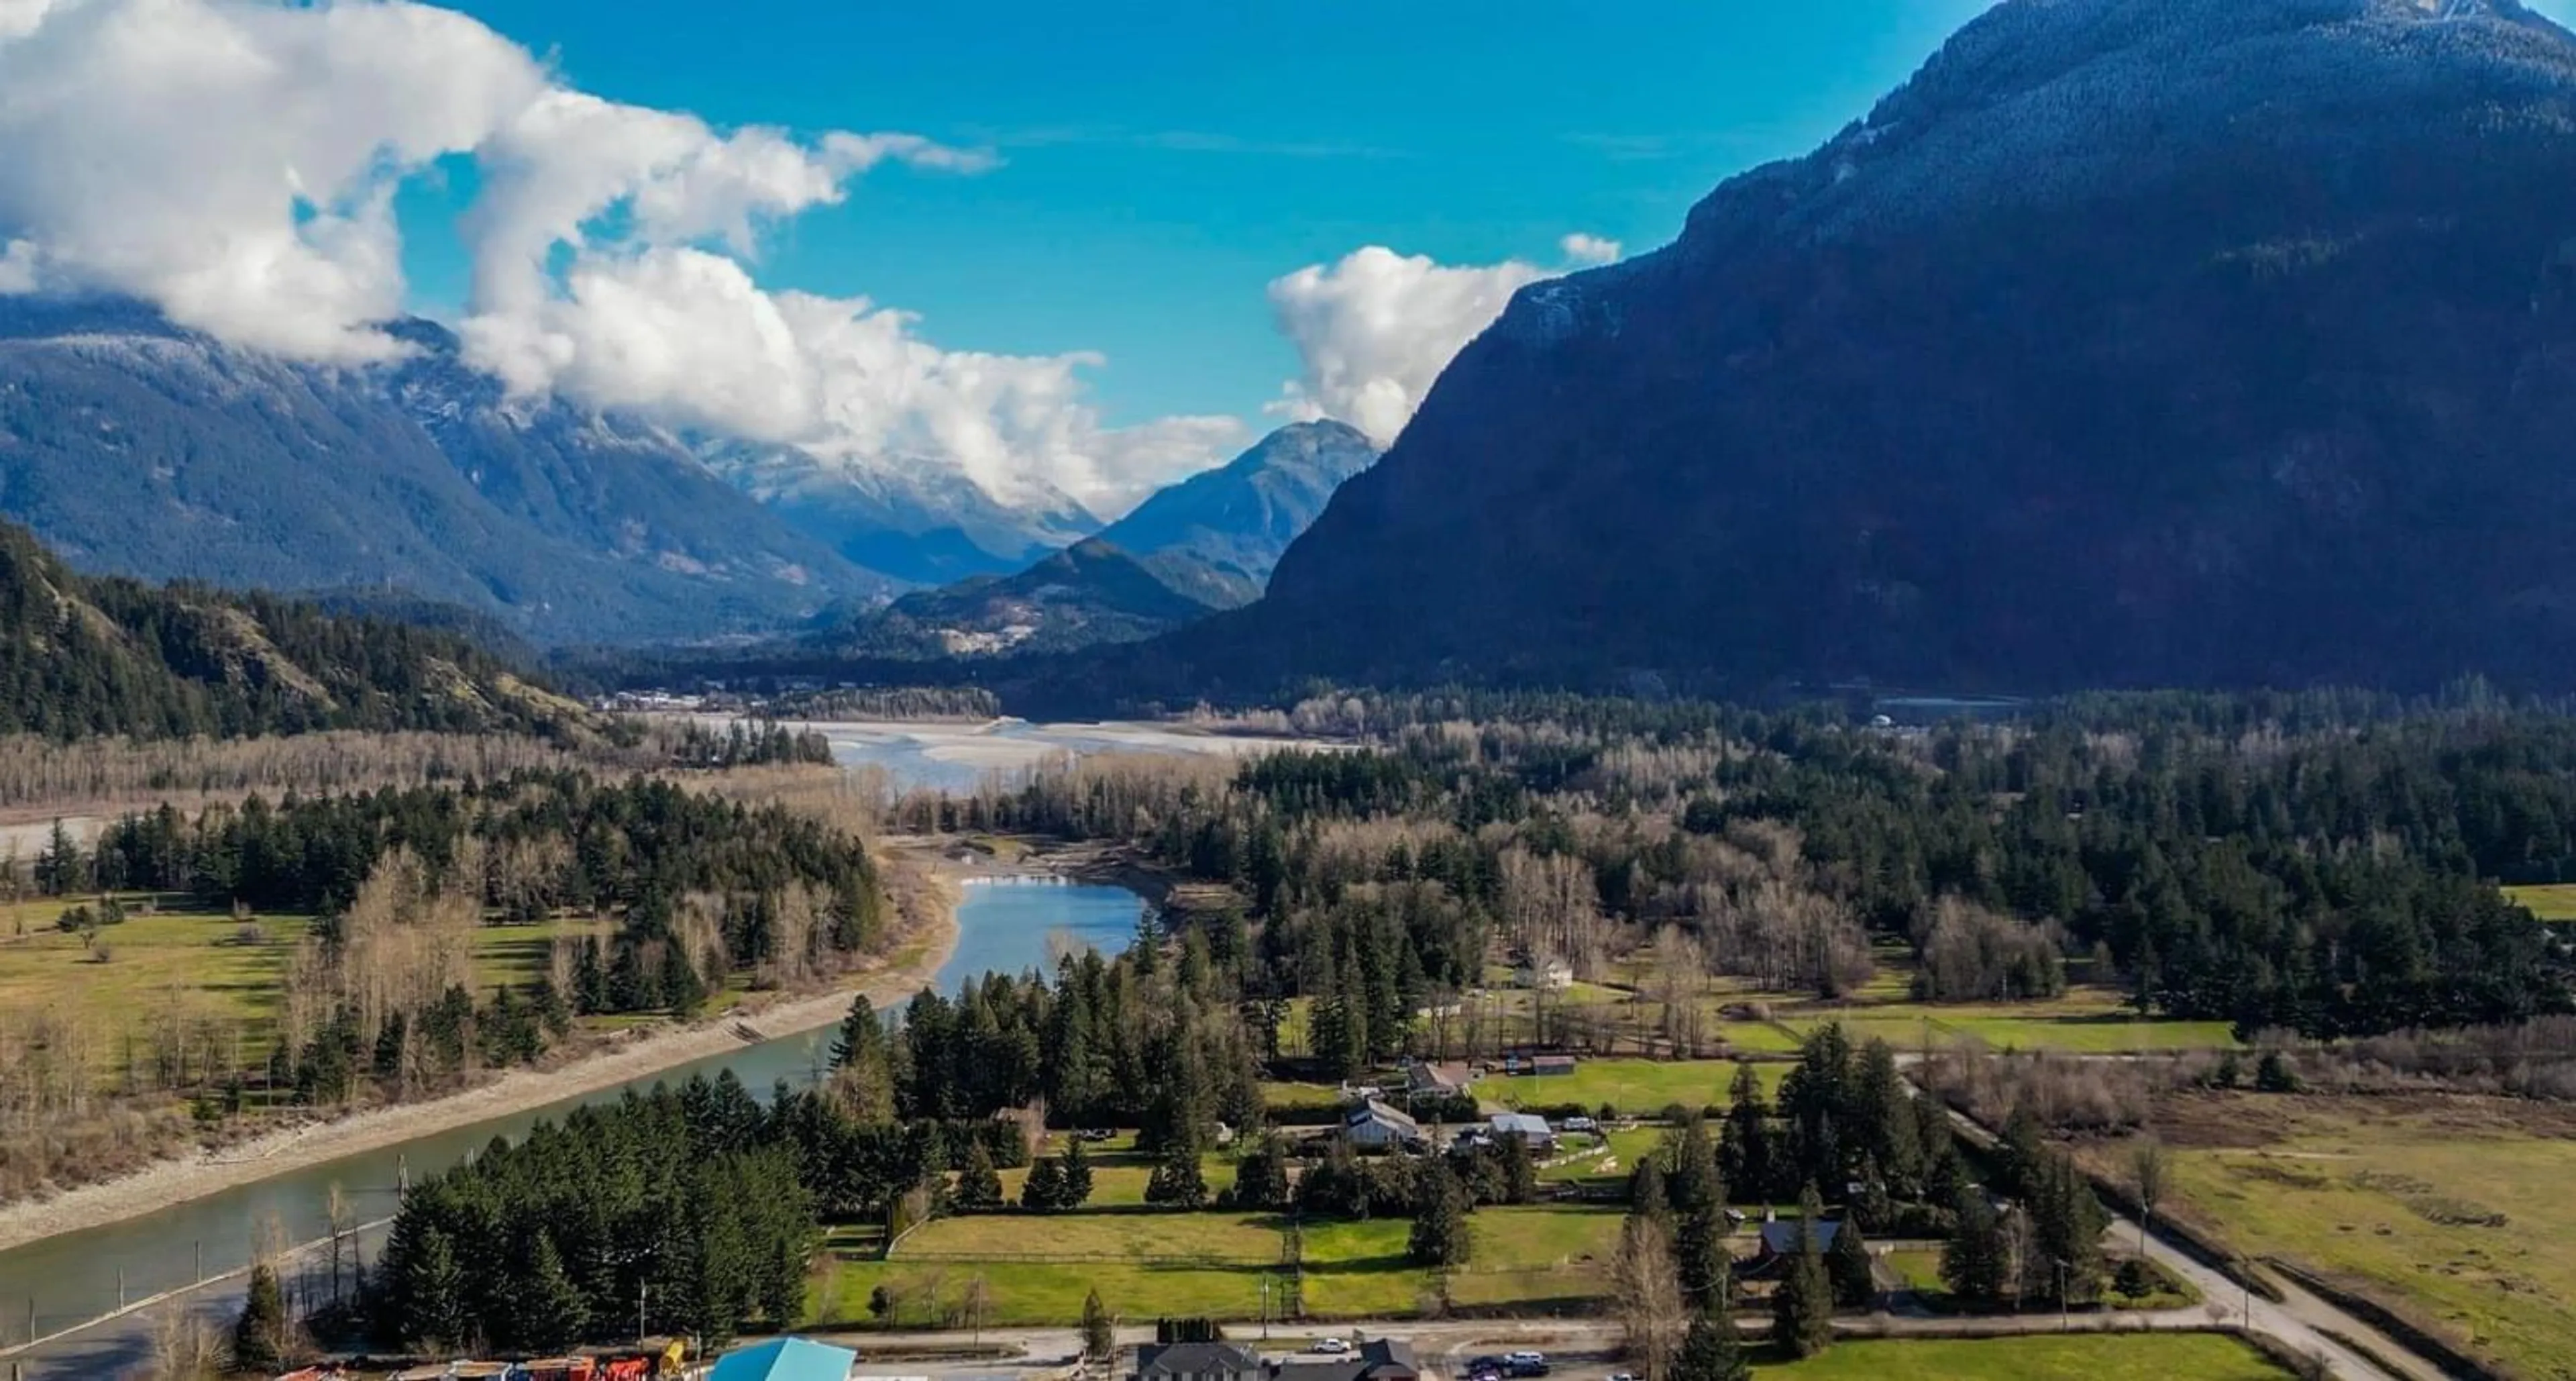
left=0, top=517, right=585, bottom=740
left=0, top=299, right=891, bottom=644
left=1214, top=0, right=2576, bottom=694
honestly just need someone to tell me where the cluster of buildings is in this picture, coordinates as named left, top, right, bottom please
left=271, top=1337, right=851, bottom=1381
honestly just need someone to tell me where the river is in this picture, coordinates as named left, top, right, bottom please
left=0, top=878, right=1144, bottom=1377
left=0, top=717, right=1309, bottom=1376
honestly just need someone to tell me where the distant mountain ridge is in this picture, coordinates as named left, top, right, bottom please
left=799, top=423, right=1380, bottom=657
left=1206, top=0, right=2576, bottom=694
left=1092, top=420, right=1380, bottom=606
left=0, top=296, right=897, bottom=644
left=695, top=440, right=1105, bottom=587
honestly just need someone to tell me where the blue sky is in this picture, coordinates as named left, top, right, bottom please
left=15, top=0, right=2565, bottom=512
left=402, top=0, right=1994, bottom=430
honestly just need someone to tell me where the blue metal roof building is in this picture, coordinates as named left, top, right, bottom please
left=707, top=1337, right=857, bottom=1381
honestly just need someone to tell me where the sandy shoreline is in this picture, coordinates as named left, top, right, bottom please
left=0, top=874, right=961, bottom=1258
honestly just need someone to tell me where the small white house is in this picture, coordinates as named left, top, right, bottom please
left=1513, top=958, right=1574, bottom=991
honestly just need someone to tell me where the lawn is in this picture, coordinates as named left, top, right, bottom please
left=2504, top=882, right=2576, bottom=921
left=814, top=1201, right=1629, bottom=1327
left=1748, top=1335, right=2286, bottom=1379
left=2102, top=1091, right=2576, bottom=1380
left=1482, top=1059, right=1787, bottom=1116
left=1538, top=1125, right=1664, bottom=1184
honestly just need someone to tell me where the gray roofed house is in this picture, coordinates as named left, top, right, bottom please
left=1343, top=1098, right=1421, bottom=1149
left=1277, top=1339, right=1421, bottom=1381
left=1134, top=1342, right=1266, bottom=1381
left=1488, top=1112, right=1556, bottom=1152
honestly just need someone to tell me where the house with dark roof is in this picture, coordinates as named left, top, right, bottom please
left=1746, top=1217, right=1843, bottom=1276
left=1405, top=1061, right=1473, bottom=1102
left=1133, top=1341, right=1267, bottom=1381
left=1277, top=1339, right=1420, bottom=1381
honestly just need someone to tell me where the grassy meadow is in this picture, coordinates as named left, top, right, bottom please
left=2504, top=882, right=2576, bottom=921
left=0, top=891, right=614, bottom=1076
left=2098, top=1092, right=2576, bottom=1379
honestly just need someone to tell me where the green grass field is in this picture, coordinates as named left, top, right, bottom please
left=2116, top=1093, right=2576, bottom=1380
left=0, top=893, right=621, bottom=1076
left=1748, top=1335, right=2286, bottom=1379
left=810, top=1202, right=1628, bottom=1327
left=2504, top=882, right=2576, bottom=921
left=1483, top=1058, right=1787, bottom=1115
left=1779, top=987, right=2239, bottom=1054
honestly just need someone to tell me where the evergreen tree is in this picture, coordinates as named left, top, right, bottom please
left=831, top=994, right=898, bottom=1121
left=1408, top=1161, right=1472, bottom=1268
left=1081, top=1288, right=1116, bottom=1361
left=2025, top=1152, right=2107, bottom=1305
left=1499, top=1132, right=1539, bottom=1205
left=1022, top=1157, right=1066, bottom=1211
left=1719, top=1064, right=1774, bottom=1203
left=1854, top=1154, right=1896, bottom=1233
left=1668, top=1117, right=1723, bottom=1217
left=1770, top=1186, right=1836, bottom=1360
left=1144, top=1145, right=1210, bottom=1209
left=1060, top=1135, right=1096, bottom=1208
left=1230, top=1137, right=1291, bottom=1211
left=1671, top=1304, right=1750, bottom=1381
left=1676, top=1203, right=1731, bottom=1315
left=1941, top=1187, right=2010, bottom=1308
left=231, top=1262, right=290, bottom=1374
left=402, top=1225, right=471, bottom=1350
left=517, top=1233, right=589, bottom=1351
left=1825, top=1213, right=1875, bottom=1309
left=956, top=1140, right=1005, bottom=1211
left=1627, top=1155, right=1672, bottom=1228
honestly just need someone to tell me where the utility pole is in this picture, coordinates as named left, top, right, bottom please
left=2055, top=1260, right=2068, bottom=1332
left=638, top=1282, right=649, bottom=1343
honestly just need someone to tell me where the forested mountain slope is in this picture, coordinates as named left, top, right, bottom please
left=0, top=517, right=584, bottom=739
left=1224, top=0, right=2576, bottom=693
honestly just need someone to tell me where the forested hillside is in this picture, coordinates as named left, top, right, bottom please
left=911, top=688, right=2575, bottom=1043
left=0, top=518, right=583, bottom=741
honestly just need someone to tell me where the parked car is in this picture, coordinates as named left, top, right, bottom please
left=1505, top=1351, right=1548, bottom=1376
left=1609, top=1372, right=1638, bottom=1381
left=1563, top=1116, right=1599, bottom=1133
left=1311, top=1339, right=1351, bottom=1355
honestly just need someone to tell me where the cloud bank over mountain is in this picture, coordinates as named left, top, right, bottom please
left=0, top=0, right=1239, bottom=515
left=1266, top=237, right=1623, bottom=447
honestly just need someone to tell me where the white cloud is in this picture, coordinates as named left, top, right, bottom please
left=1560, top=232, right=1623, bottom=266
left=0, top=0, right=1230, bottom=519
left=0, top=239, right=38, bottom=293
left=0, top=0, right=547, bottom=359
left=1268, top=236, right=1613, bottom=446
